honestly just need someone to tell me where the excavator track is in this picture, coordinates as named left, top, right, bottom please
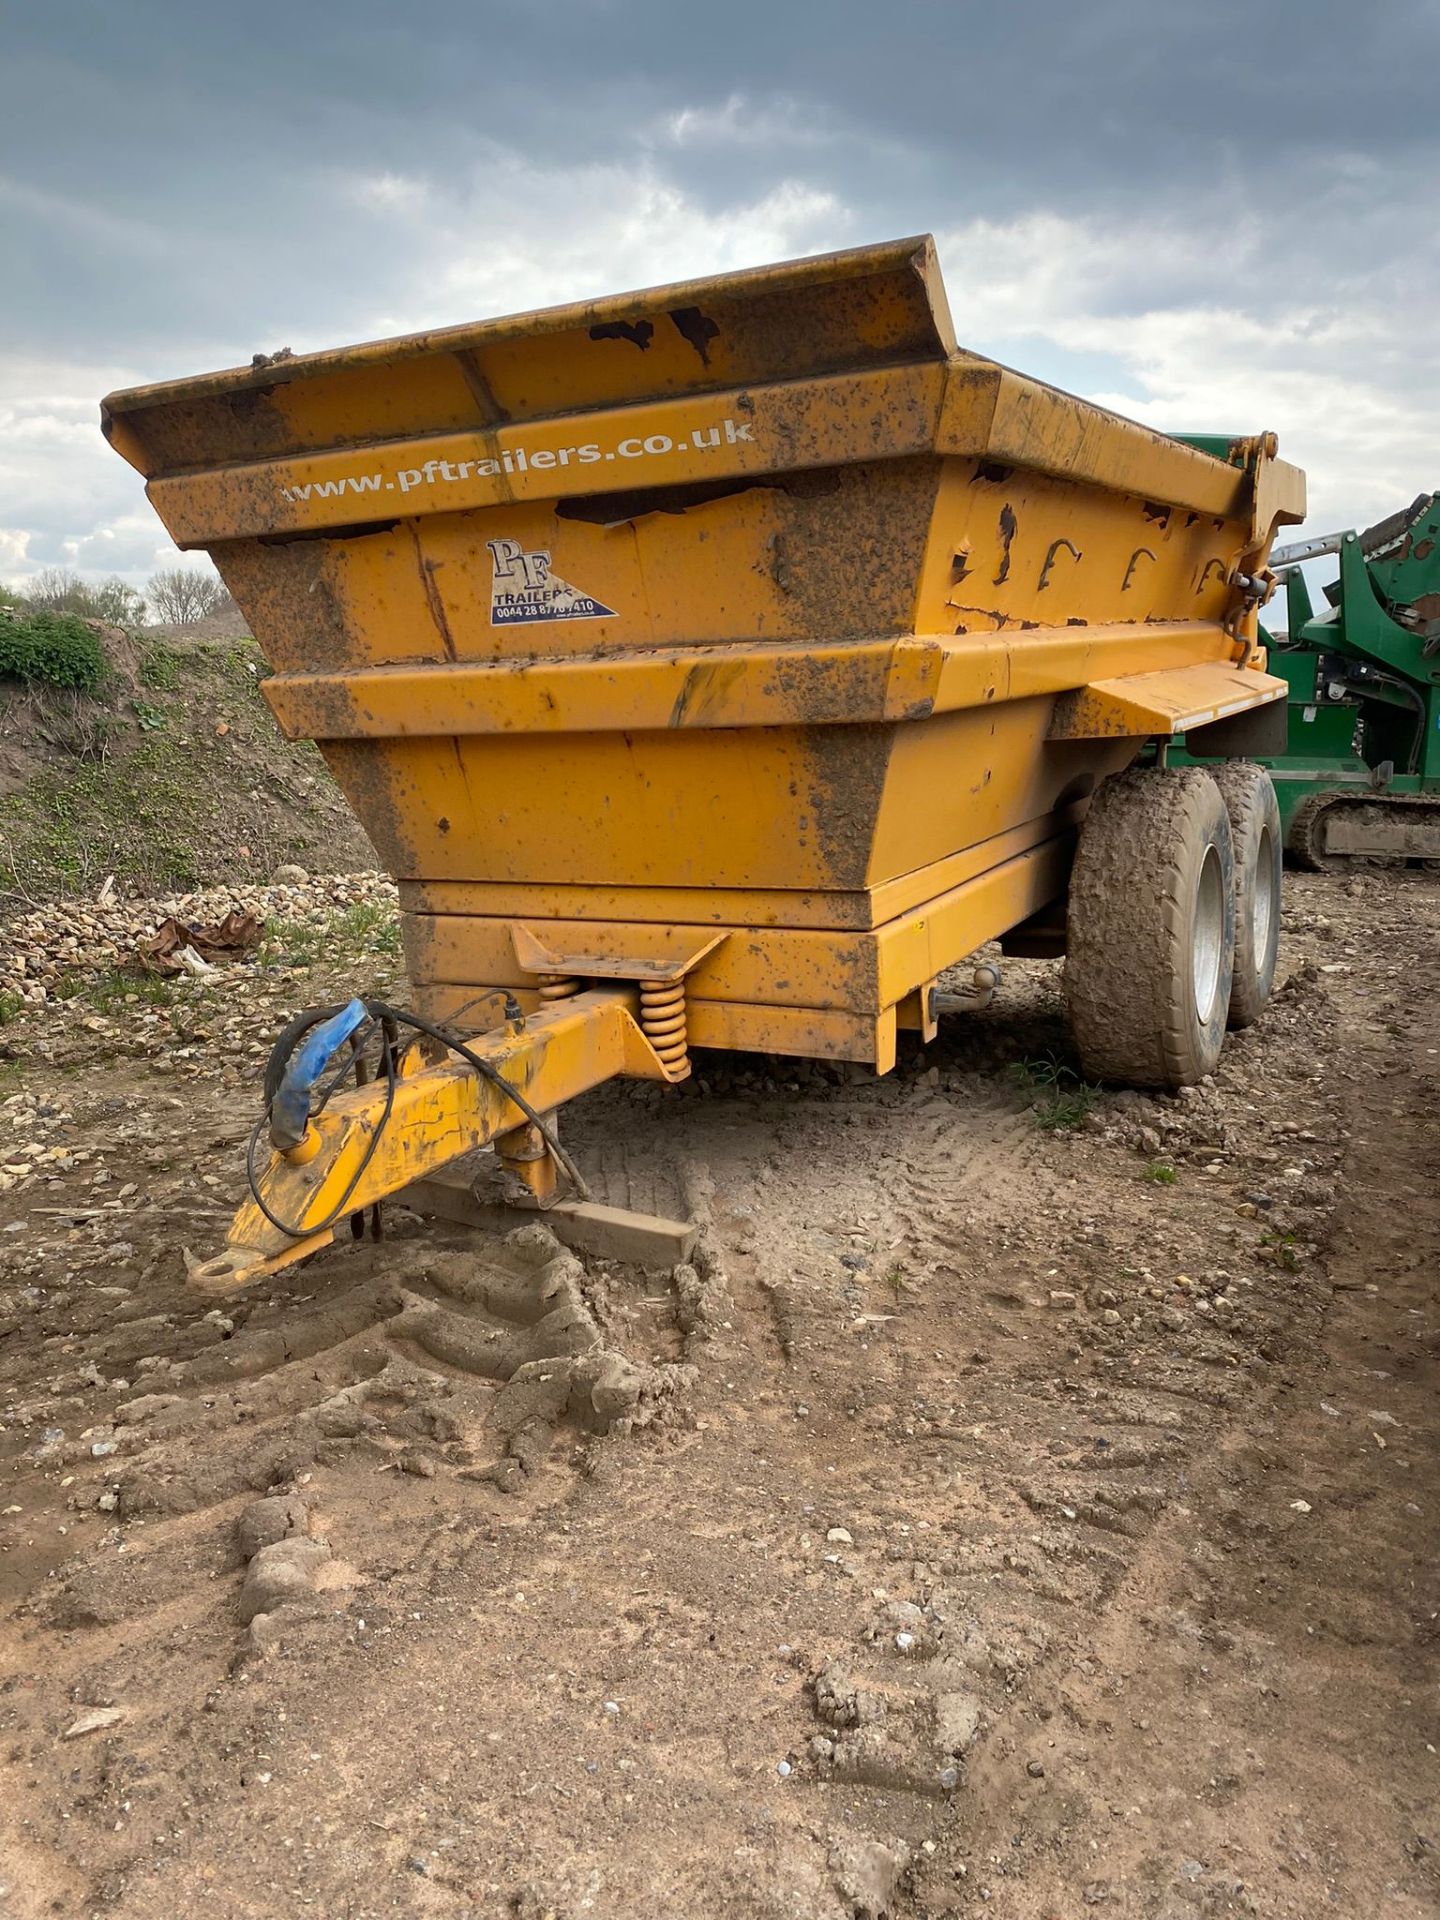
left=1289, top=789, right=1440, bottom=870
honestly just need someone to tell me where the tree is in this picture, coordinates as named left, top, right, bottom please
left=146, top=567, right=234, bottom=625
left=90, top=578, right=147, bottom=626
left=16, top=568, right=146, bottom=626
left=25, top=566, right=89, bottom=613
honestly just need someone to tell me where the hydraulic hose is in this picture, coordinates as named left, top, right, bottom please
left=247, top=993, right=591, bottom=1242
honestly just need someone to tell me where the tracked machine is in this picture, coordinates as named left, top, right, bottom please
left=1196, top=493, right=1440, bottom=867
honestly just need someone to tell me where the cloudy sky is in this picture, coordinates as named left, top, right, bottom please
left=2, top=0, right=1435, bottom=596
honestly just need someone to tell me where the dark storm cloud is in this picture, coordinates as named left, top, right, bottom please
left=6, top=0, right=1437, bottom=352
left=1, top=0, right=1436, bottom=584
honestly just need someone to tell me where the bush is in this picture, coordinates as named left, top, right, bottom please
left=0, top=611, right=107, bottom=692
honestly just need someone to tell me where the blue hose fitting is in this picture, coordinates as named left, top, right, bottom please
left=268, top=998, right=368, bottom=1150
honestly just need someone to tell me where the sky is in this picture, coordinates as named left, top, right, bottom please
left=2, top=0, right=1436, bottom=598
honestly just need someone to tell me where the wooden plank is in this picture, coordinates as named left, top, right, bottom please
left=402, top=1171, right=697, bottom=1266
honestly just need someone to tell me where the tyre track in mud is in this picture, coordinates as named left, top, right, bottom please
left=0, top=875, right=1434, bottom=1917
left=922, top=883, right=1440, bottom=1919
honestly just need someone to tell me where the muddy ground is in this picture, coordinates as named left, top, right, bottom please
left=0, top=869, right=1435, bottom=1919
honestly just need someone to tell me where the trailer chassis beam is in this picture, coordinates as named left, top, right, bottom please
left=187, top=987, right=672, bottom=1295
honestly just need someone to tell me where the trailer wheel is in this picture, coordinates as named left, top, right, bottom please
left=1065, top=767, right=1235, bottom=1089
left=1210, top=763, right=1282, bottom=1028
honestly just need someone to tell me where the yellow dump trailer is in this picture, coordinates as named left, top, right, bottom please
left=104, top=237, right=1304, bottom=1290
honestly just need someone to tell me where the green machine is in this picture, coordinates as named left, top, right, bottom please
left=1190, top=491, right=1440, bottom=867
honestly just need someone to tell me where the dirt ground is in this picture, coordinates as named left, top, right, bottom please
left=0, top=869, right=1435, bottom=1919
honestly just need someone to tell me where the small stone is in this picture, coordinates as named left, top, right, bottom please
left=272, top=864, right=308, bottom=884
left=776, top=1760, right=792, bottom=1777
left=62, top=1707, right=125, bottom=1740
left=825, top=1526, right=853, bottom=1545
left=1027, top=1759, right=1046, bottom=1778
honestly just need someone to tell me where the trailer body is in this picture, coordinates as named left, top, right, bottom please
left=106, top=238, right=1302, bottom=1072
left=102, top=239, right=1304, bottom=1288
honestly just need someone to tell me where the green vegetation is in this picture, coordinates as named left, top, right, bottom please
left=138, top=639, right=183, bottom=691
left=1142, top=1160, right=1179, bottom=1184
left=260, top=899, right=402, bottom=971
left=1035, top=1084, right=1102, bottom=1132
left=0, top=988, right=23, bottom=1026
left=0, top=631, right=369, bottom=907
left=258, top=917, right=329, bottom=969
left=1010, top=1052, right=1102, bottom=1131
left=336, top=900, right=402, bottom=956
left=883, top=1263, right=910, bottom=1300
left=51, top=967, right=179, bottom=1014
left=0, top=732, right=202, bottom=898
left=0, top=611, right=107, bottom=693
left=1260, top=1226, right=1303, bottom=1271
left=224, top=639, right=266, bottom=681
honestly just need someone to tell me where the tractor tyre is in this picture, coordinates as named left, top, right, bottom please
left=1065, top=766, right=1235, bottom=1090
left=1210, top=762, right=1282, bottom=1029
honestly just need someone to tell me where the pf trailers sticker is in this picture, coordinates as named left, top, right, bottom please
left=487, top=539, right=615, bottom=626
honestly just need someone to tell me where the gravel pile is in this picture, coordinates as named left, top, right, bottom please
left=1, top=869, right=397, bottom=1008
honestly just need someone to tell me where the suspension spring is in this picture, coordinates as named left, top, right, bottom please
left=539, top=975, right=581, bottom=1001
left=638, top=977, right=688, bottom=1072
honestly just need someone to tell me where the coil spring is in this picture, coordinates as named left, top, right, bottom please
left=539, top=975, right=581, bottom=1001
left=639, top=978, right=688, bottom=1071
